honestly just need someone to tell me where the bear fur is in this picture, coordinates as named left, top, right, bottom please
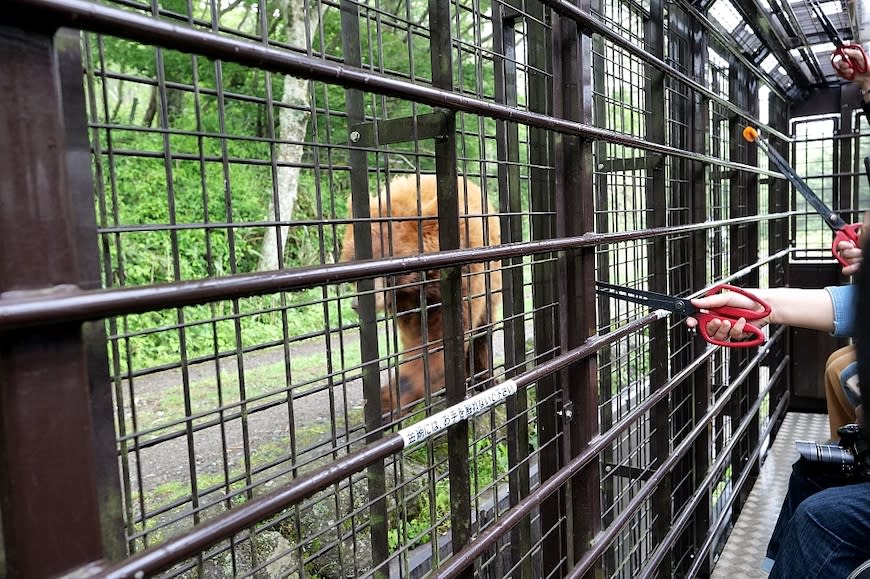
left=339, top=174, right=501, bottom=418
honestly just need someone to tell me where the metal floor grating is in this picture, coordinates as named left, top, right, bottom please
left=710, top=412, right=830, bottom=578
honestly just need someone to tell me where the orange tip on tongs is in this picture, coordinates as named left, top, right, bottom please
left=742, top=126, right=758, bottom=143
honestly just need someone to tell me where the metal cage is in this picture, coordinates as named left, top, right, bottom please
left=1, top=0, right=866, bottom=577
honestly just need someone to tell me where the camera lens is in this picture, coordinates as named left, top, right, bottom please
left=796, top=440, right=856, bottom=466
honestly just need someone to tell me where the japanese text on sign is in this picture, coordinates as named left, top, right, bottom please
left=398, top=379, right=519, bottom=447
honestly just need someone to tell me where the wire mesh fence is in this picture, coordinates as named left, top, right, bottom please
left=2, top=0, right=866, bottom=577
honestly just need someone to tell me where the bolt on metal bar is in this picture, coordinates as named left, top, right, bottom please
left=7, top=0, right=786, bottom=177
left=0, top=212, right=796, bottom=331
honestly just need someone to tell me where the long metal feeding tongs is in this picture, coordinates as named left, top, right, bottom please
left=808, top=0, right=868, bottom=80
left=743, top=126, right=861, bottom=266
left=595, top=282, right=771, bottom=348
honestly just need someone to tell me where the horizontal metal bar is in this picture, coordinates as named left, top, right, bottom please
left=71, top=307, right=662, bottom=578
left=89, top=434, right=405, bottom=578
left=563, top=324, right=787, bottom=578
left=672, top=0, right=789, bottom=103
left=69, top=253, right=788, bottom=577
left=541, top=0, right=792, bottom=143
left=0, top=211, right=794, bottom=330
left=8, top=0, right=785, bottom=177
left=686, top=392, right=790, bottom=577
left=637, top=354, right=790, bottom=579
left=350, top=111, right=449, bottom=146
left=435, top=322, right=786, bottom=579
left=685, top=391, right=790, bottom=579
left=431, top=345, right=719, bottom=579
left=718, top=246, right=792, bottom=287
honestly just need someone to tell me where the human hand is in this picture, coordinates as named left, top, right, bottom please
left=840, top=211, right=870, bottom=275
left=685, top=289, right=771, bottom=343
left=834, top=45, right=870, bottom=90
left=836, top=240, right=862, bottom=276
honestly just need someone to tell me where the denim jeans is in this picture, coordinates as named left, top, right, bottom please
left=764, top=459, right=870, bottom=578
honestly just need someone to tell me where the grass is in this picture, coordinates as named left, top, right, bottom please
left=128, top=414, right=363, bottom=549
left=122, top=272, right=530, bottom=563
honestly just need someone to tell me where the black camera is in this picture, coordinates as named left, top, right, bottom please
left=795, top=423, right=870, bottom=480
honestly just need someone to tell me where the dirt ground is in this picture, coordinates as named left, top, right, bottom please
left=125, top=333, right=368, bottom=491
left=123, top=326, right=515, bottom=497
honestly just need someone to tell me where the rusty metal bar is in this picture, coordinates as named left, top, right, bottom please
left=0, top=23, right=104, bottom=578
left=0, top=215, right=795, bottom=332
left=5, top=0, right=785, bottom=177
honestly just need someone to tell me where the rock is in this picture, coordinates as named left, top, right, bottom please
left=198, top=530, right=299, bottom=578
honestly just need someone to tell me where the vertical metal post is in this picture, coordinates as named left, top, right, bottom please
left=0, top=24, right=104, bottom=577
left=339, top=5, right=390, bottom=576
left=644, top=0, right=672, bottom=572
left=552, top=1, right=601, bottom=571
left=57, top=27, right=126, bottom=561
left=428, top=1, right=473, bottom=572
left=589, top=3, right=615, bottom=572
left=493, top=6, right=534, bottom=576
left=768, top=97, right=791, bottom=426
left=689, top=15, right=713, bottom=578
left=727, top=61, right=759, bottom=516
left=838, top=89, right=855, bottom=222
left=742, top=73, right=761, bottom=483
left=525, top=1, right=563, bottom=575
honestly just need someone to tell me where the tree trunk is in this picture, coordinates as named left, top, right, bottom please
left=258, top=0, right=322, bottom=271
left=142, top=85, right=158, bottom=128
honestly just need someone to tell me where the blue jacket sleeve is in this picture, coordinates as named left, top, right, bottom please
left=825, top=284, right=857, bottom=337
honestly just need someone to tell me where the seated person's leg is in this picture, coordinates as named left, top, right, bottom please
left=764, top=459, right=858, bottom=570
left=768, top=479, right=870, bottom=578
left=825, top=345, right=859, bottom=439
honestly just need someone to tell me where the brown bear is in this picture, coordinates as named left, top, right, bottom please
left=340, top=174, right=501, bottom=418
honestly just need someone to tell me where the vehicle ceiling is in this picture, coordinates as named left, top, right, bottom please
left=703, top=0, right=866, bottom=101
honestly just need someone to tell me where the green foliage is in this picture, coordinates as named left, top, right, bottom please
left=110, top=289, right=357, bottom=377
